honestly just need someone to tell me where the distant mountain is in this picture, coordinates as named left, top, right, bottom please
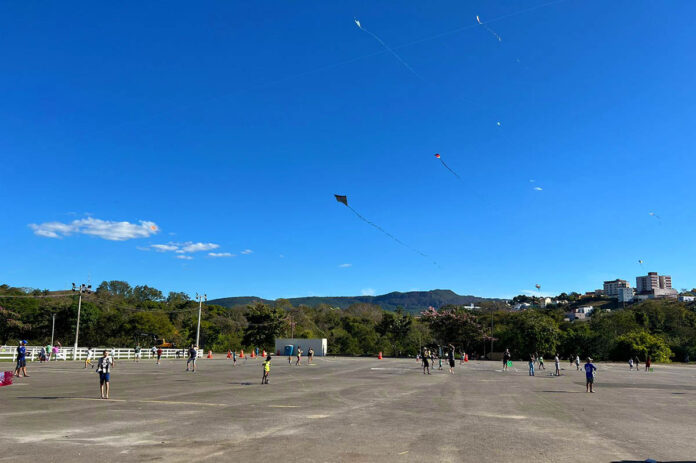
left=208, top=289, right=502, bottom=313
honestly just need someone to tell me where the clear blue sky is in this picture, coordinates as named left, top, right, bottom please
left=2, top=1, right=695, bottom=300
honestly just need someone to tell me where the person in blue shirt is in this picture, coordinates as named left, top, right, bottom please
left=584, top=357, right=597, bottom=393
left=14, top=340, right=29, bottom=378
left=528, top=355, right=535, bottom=376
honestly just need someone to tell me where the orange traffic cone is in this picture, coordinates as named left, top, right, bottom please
left=207, top=350, right=213, bottom=359
left=262, top=350, right=266, bottom=358
left=464, top=353, right=468, bottom=362
left=378, top=351, right=382, bottom=360
left=251, top=351, right=256, bottom=358
left=240, top=350, right=244, bottom=358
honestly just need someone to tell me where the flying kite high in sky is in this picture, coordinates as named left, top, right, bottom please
left=353, top=18, right=423, bottom=81
left=649, top=212, right=661, bottom=220
left=476, top=15, right=502, bottom=43
left=434, top=153, right=462, bottom=180
left=334, top=194, right=437, bottom=265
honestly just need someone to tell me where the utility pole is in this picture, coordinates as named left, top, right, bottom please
left=72, top=283, right=91, bottom=360
left=51, top=313, right=56, bottom=346
left=195, top=293, right=206, bottom=348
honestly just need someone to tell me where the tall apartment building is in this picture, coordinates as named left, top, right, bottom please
left=603, top=279, right=630, bottom=297
left=636, top=272, right=677, bottom=298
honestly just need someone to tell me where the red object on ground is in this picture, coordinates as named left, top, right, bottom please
left=207, top=350, right=213, bottom=359
left=262, top=350, right=266, bottom=357
left=378, top=352, right=382, bottom=360
left=1, top=371, right=13, bottom=386
left=227, top=350, right=232, bottom=359
left=240, top=350, right=245, bottom=358
left=464, top=354, right=468, bottom=362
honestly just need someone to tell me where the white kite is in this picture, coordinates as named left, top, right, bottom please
left=496, top=121, right=501, bottom=127
left=476, top=15, right=502, bottom=42
left=533, top=187, right=543, bottom=191
left=353, top=17, right=423, bottom=80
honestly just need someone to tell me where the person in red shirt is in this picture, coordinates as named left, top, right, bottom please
left=156, top=347, right=163, bottom=365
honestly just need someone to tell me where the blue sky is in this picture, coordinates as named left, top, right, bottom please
left=2, top=1, right=695, bottom=300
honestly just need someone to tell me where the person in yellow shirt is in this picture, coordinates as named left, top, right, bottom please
left=262, top=355, right=271, bottom=384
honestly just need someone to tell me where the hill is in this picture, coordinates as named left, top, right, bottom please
left=208, top=289, right=502, bottom=313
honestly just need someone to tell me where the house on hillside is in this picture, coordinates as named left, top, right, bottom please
left=566, top=305, right=594, bottom=321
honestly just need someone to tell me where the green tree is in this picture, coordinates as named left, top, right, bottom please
left=611, top=330, right=672, bottom=362
left=242, top=303, right=286, bottom=350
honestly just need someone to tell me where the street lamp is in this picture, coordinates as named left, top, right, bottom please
left=72, top=283, right=91, bottom=360
left=195, top=293, right=206, bottom=348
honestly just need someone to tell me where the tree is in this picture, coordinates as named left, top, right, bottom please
left=96, top=280, right=133, bottom=298
left=0, top=305, right=30, bottom=344
left=242, top=303, right=286, bottom=350
left=420, top=307, right=485, bottom=352
left=611, top=330, right=672, bottom=362
left=132, top=285, right=164, bottom=302
left=376, top=308, right=413, bottom=356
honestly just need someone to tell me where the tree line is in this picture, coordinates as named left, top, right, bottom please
left=2, top=282, right=695, bottom=362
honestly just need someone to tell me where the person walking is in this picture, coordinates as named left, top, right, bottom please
left=232, top=350, right=237, bottom=366
left=156, top=347, right=163, bottom=365
left=308, top=347, right=314, bottom=364
left=186, top=344, right=197, bottom=372
left=503, top=349, right=511, bottom=371
left=422, top=348, right=431, bottom=375
left=84, top=346, right=95, bottom=369
left=628, top=358, right=634, bottom=370
left=528, top=355, right=535, bottom=376
left=261, top=355, right=271, bottom=384
left=538, top=354, right=545, bottom=370
left=134, top=345, right=141, bottom=363
left=14, top=341, right=29, bottom=378
left=634, top=356, right=640, bottom=371
left=584, top=357, right=597, bottom=393
left=554, top=353, right=560, bottom=376
left=96, top=350, right=115, bottom=399
left=575, top=355, right=581, bottom=371
left=645, top=356, right=651, bottom=372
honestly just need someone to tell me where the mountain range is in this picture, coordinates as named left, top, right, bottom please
left=208, top=289, right=501, bottom=313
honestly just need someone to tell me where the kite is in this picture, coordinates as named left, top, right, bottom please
left=334, top=194, right=437, bottom=265
left=535, top=284, right=541, bottom=290
left=434, top=153, right=462, bottom=180
left=497, top=121, right=501, bottom=127
left=353, top=18, right=424, bottom=80
left=533, top=186, right=543, bottom=191
left=638, top=259, right=644, bottom=267
left=649, top=212, right=661, bottom=220
left=476, top=15, right=502, bottom=42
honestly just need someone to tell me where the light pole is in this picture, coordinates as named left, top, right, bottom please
left=50, top=313, right=56, bottom=346
left=72, top=283, right=91, bottom=360
left=195, top=293, right=206, bottom=348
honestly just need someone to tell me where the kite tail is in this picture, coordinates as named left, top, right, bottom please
left=359, top=27, right=425, bottom=81
left=346, top=205, right=436, bottom=264
left=439, top=160, right=462, bottom=180
left=484, top=25, right=502, bottom=42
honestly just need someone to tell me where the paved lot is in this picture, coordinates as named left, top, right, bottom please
left=1, top=356, right=695, bottom=462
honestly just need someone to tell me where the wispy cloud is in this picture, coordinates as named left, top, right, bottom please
left=361, top=288, right=375, bottom=296
left=176, top=255, right=193, bottom=260
left=146, top=242, right=220, bottom=254
left=209, top=252, right=234, bottom=258
left=241, top=249, right=253, bottom=255
left=29, top=218, right=159, bottom=241
left=338, top=263, right=352, bottom=268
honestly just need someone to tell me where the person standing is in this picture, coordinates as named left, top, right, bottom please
left=503, top=349, right=511, bottom=371
left=84, top=347, right=95, bottom=369
left=96, top=350, right=114, bottom=399
left=575, top=355, right=581, bottom=371
left=645, top=356, right=651, bottom=372
left=584, top=357, right=597, bottom=393
left=186, top=344, right=197, bottom=372
left=422, top=348, right=430, bottom=375
left=295, top=347, right=303, bottom=366
left=538, top=354, right=545, bottom=370
left=628, top=358, right=634, bottom=370
left=634, top=356, right=640, bottom=371
left=554, top=353, right=560, bottom=376
left=134, top=345, right=141, bottom=363
left=447, top=345, right=455, bottom=375
left=528, top=355, right=535, bottom=376
left=14, top=341, right=29, bottom=378
left=156, top=347, right=163, bottom=365
left=261, top=355, right=271, bottom=384
left=232, top=350, right=237, bottom=366
left=308, top=347, right=314, bottom=364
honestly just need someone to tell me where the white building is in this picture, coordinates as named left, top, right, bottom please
left=603, top=279, right=630, bottom=298
left=679, top=295, right=695, bottom=302
left=636, top=272, right=678, bottom=298
left=274, top=338, right=327, bottom=357
left=566, top=306, right=594, bottom=321
left=617, top=287, right=635, bottom=303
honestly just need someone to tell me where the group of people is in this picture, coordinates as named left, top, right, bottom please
left=420, top=345, right=456, bottom=375
left=287, top=347, right=314, bottom=366
left=628, top=356, right=652, bottom=371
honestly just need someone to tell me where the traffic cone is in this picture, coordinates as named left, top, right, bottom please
left=262, top=350, right=266, bottom=358
left=378, top=351, right=382, bottom=360
left=251, top=351, right=256, bottom=358
left=240, top=350, right=244, bottom=358
left=207, top=350, right=213, bottom=359
left=464, top=353, right=468, bottom=362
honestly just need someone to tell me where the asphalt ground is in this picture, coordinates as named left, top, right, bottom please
left=1, top=356, right=695, bottom=463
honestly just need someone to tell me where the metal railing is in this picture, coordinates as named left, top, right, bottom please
left=0, top=346, right=204, bottom=362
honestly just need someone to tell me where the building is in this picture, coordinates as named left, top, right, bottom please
left=617, top=287, right=635, bottom=303
left=603, top=279, right=630, bottom=297
left=679, top=295, right=695, bottom=302
left=274, top=338, right=327, bottom=357
left=566, top=306, right=594, bottom=321
left=636, top=272, right=678, bottom=299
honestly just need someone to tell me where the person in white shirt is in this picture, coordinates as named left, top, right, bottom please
left=96, top=350, right=115, bottom=399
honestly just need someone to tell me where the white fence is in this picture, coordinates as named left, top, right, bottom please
left=0, top=346, right=204, bottom=362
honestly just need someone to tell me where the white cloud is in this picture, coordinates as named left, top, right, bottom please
left=152, top=244, right=179, bottom=252
left=209, top=252, right=234, bottom=258
left=361, top=288, right=375, bottom=296
left=176, top=255, right=193, bottom=260
left=241, top=249, right=253, bottom=255
left=181, top=242, right=219, bottom=253
left=29, top=218, right=159, bottom=241
left=338, top=263, right=352, bottom=268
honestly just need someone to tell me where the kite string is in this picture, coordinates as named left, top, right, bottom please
left=439, top=159, right=462, bottom=180
left=357, top=26, right=425, bottom=82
